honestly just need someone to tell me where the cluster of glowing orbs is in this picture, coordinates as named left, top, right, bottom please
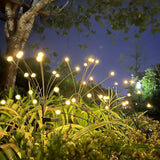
left=88, top=57, right=94, bottom=63
left=122, top=100, right=129, bottom=106
left=16, top=51, right=24, bottom=59
left=36, top=52, right=44, bottom=62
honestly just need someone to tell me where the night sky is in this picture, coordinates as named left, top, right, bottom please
left=0, top=20, right=160, bottom=90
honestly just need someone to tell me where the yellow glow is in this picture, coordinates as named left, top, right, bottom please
left=104, top=96, right=109, bottom=100
left=28, top=90, right=33, bottom=95
left=137, top=90, right=141, bottom=94
left=71, top=98, right=76, bottom=103
left=130, top=80, right=135, bottom=84
left=65, top=57, right=70, bottom=62
left=114, top=82, right=118, bottom=86
left=24, top=72, right=29, bottom=78
left=88, top=57, right=94, bottom=63
left=54, top=87, right=59, bottom=93
left=32, top=99, right=37, bottom=104
left=84, top=63, right=87, bottom=67
left=56, top=73, right=60, bottom=78
left=31, top=73, right=36, bottom=78
left=82, top=81, right=87, bottom=85
left=65, top=100, right=71, bottom=105
left=87, top=93, right=92, bottom=98
left=52, top=70, right=57, bottom=75
left=38, top=52, right=44, bottom=57
left=127, top=93, right=131, bottom=97
left=16, top=51, right=24, bottom=59
left=125, top=100, right=129, bottom=105
left=55, top=110, right=61, bottom=115
left=89, top=76, right=94, bottom=81
left=98, top=95, right=103, bottom=99
left=105, top=106, right=109, bottom=110
left=95, top=59, right=99, bottom=64
left=123, top=80, right=128, bottom=85
left=110, top=71, right=115, bottom=76
left=36, top=56, right=42, bottom=62
left=15, top=94, right=21, bottom=100
left=75, top=66, right=80, bottom=71
left=122, top=102, right=126, bottom=106
left=7, top=56, right=13, bottom=62
left=1, top=100, right=6, bottom=105
left=147, top=103, right=152, bottom=108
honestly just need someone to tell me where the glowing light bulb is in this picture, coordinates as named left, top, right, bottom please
left=98, top=95, right=103, bottom=99
left=114, top=82, right=118, bottom=86
left=110, top=71, right=115, bottom=76
left=24, top=72, right=29, bottom=78
left=31, top=73, right=36, bottom=78
left=52, top=70, right=57, bottom=75
left=104, top=96, right=109, bottom=100
left=105, top=106, right=109, bottom=110
left=1, top=100, right=6, bottom=105
left=82, top=81, right=87, bottom=85
left=7, top=56, right=13, bottom=62
left=87, top=93, right=92, bottom=98
left=147, top=103, right=152, bottom=108
left=56, top=73, right=60, bottom=78
left=125, top=100, right=129, bottom=105
left=89, top=76, right=94, bottom=81
left=95, top=59, right=99, bottom=64
left=36, top=56, right=42, bottom=62
left=130, top=80, right=135, bottom=84
left=65, top=100, right=71, bottom=105
left=16, top=51, right=24, bottom=59
left=84, top=63, right=87, bottom=67
left=65, top=57, right=70, bottom=62
left=88, top=57, right=94, bottom=63
left=127, top=93, right=131, bottom=97
left=75, top=66, right=80, bottom=71
left=137, top=90, right=141, bottom=94
left=123, top=80, right=128, bottom=85
left=122, top=102, right=126, bottom=106
left=15, top=94, right=21, bottom=100
left=55, top=110, right=61, bottom=115
left=38, top=52, right=44, bottom=57
left=53, top=87, right=59, bottom=93
left=28, top=90, right=33, bottom=95
left=71, top=98, right=76, bottom=103
left=32, top=99, right=37, bottom=104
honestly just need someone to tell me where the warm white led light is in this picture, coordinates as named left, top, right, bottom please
left=52, top=70, right=57, bottom=75
left=55, top=110, right=61, bottom=115
left=24, top=72, right=29, bottom=77
left=71, top=98, right=76, bottom=103
left=0, top=100, right=6, bottom=105
left=32, top=99, right=37, bottom=104
left=16, top=51, right=24, bottom=59
left=54, top=87, right=59, bottom=93
left=15, top=94, right=21, bottom=100
left=7, top=56, right=13, bottom=62
left=65, top=57, right=70, bottom=62
left=65, top=100, right=71, bottom=105
left=87, top=93, right=92, bottom=98
left=28, top=90, right=33, bottom=95
left=31, top=73, right=36, bottom=78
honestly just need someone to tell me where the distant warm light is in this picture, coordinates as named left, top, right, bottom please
left=104, top=96, right=109, bottom=100
left=1, top=100, right=6, bottom=105
left=114, top=82, right=118, bottom=86
left=24, top=72, right=29, bottom=78
left=147, top=103, right=152, bottom=108
left=28, top=90, right=33, bottom=95
left=15, top=94, right=21, bottom=100
left=89, top=76, right=94, bottom=81
left=54, top=87, right=59, bottom=93
left=52, top=70, right=57, bottom=75
left=31, top=73, right=36, bottom=78
left=75, top=66, right=80, bottom=71
left=82, top=81, right=87, bottom=85
left=16, top=51, right=24, bottom=59
left=105, top=106, right=109, bottom=110
left=95, top=59, right=99, bottom=64
left=84, top=63, right=88, bottom=67
left=7, top=56, right=13, bottom=62
left=122, top=102, right=126, bottom=106
left=36, top=56, right=42, bottom=62
left=65, top=57, right=70, bottom=62
left=55, top=110, right=61, bottom=115
left=65, top=100, right=71, bottom=105
left=110, top=71, right=115, bottom=76
left=55, top=73, right=60, bottom=78
left=71, top=98, right=76, bottom=103
left=123, top=80, right=128, bottom=85
left=127, top=93, right=131, bottom=97
left=98, top=95, right=103, bottom=99
left=38, top=52, right=44, bottom=57
left=88, top=57, right=94, bottom=63
left=32, top=99, right=37, bottom=104
left=87, top=93, right=92, bottom=98
left=130, top=80, right=135, bottom=84
left=125, top=100, right=129, bottom=105
left=137, top=90, right=141, bottom=94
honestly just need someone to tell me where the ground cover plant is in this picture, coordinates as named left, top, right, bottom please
left=0, top=51, right=160, bottom=160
